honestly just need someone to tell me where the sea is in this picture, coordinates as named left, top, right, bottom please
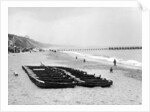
left=61, top=49, right=142, bottom=68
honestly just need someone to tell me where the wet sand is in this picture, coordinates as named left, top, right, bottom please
left=8, top=51, right=142, bottom=105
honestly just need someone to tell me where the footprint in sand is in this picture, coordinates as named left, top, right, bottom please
left=21, top=93, right=28, bottom=97
left=76, top=101, right=81, bottom=104
left=130, top=99, right=135, bottom=102
left=53, top=99, right=59, bottom=103
left=12, top=99, right=17, bottom=104
left=101, top=101, right=105, bottom=104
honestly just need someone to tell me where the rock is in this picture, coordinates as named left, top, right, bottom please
left=14, top=71, right=18, bottom=76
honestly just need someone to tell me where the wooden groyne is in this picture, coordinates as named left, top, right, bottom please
left=49, top=46, right=142, bottom=52
left=108, top=46, right=142, bottom=50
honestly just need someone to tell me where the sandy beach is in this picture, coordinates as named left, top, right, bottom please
left=8, top=51, right=142, bottom=105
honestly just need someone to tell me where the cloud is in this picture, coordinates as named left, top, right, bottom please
left=8, top=7, right=142, bottom=47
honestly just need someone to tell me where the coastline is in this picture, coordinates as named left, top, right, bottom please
left=8, top=51, right=142, bottom=105
left=61, top=51, right=142, bottom=70
left=47, top=51, right=142, bottom=81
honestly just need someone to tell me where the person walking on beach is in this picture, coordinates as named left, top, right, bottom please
left=113, top=59, right=117, bottom=66
left=76, top=56, right=78, bottom=60
left=83, top=59, right=86, bottom=63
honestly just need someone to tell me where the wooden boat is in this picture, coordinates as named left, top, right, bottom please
left=22, top=65, right=113, bottom=88
left=57, top=66, right=113, bottom=87
left=78, top=79, right=113, bottom=87
left=22, top=66, right=76, bottom=88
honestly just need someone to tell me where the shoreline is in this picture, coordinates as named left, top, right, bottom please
left=47, top=51, right=142, bottom=81
left=8, top=51, right=142, bottom=105
left=61, top=50, right=142, bottom=70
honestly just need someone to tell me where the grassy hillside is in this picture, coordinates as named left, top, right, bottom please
left=8, top=34, right=50, bottom=49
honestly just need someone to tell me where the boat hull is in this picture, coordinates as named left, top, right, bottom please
left=22, top=65, right=113, bottom=88
left=22, top=66, right=76, bottom=88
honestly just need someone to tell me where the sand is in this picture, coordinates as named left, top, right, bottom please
left=8, top=51, right=142, bottom=105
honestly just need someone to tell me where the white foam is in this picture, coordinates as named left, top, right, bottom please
left=62, top=51, right=142, bottom=68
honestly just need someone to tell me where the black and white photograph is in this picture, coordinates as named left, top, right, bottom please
left=0, top=0, right=150, bottom=112
left=8, top=6, right=142, bottom=105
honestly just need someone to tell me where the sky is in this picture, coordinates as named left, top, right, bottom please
left=8, top=7, right=142, bottom=47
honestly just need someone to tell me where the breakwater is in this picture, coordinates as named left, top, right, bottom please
left=49, top=46, right=142, bottom=52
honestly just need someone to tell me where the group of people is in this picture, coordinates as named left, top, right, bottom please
left=75, top=56, right=86, bottom=63
left=75, top=55, right=117, bottom=73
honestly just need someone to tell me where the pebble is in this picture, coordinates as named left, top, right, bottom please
left=14, top=71, right=18, bottom=76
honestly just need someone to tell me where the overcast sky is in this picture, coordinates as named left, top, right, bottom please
left=8, top=7, right=142, bottom=47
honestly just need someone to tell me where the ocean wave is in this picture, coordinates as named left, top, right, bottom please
left=62, top=51, right=142, bottom=67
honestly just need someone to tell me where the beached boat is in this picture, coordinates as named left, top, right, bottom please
left=57, top=66, right=113, bottom=87
left=78, top=79, right=113, bottom=87
left=22, top=65, right=113, bottom=88
left=22, top=66, right=76, bottom=88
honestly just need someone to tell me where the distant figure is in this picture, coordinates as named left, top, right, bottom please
left=83, top=59, right=86, bottom=63
left=110, top=67, right=113, bottom=73
left=113, top=59, right=117, bottom=66
left=76, top=56, right=78, bottom=60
